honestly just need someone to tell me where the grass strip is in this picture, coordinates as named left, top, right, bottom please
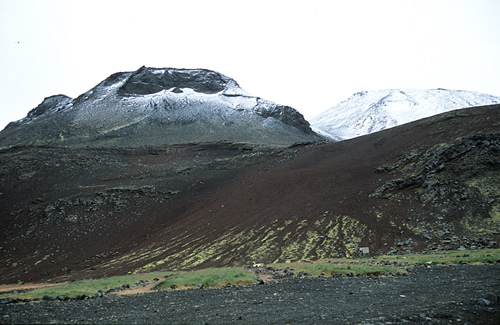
left=1, top=249, right=498, bottom=301
left=0, top=271, right=170, bottom=300
left=267, top=248, right=500, bottom=277
left=269, top=261, right=405, bottom=276
left=372, top=248, right=500, bottom=266
left=153, top=267, right=259, bottom=291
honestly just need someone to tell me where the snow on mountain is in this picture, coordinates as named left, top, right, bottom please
left=0, top=67, right=321, bottom=147
left=310, top=89, right=500, bottom=141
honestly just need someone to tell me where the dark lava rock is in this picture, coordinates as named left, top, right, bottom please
left=0, top=298, right=15, bottom=304
left=477, top=298, right=492, bottom=306
left=118, top=66, right=230, bottom=96
left=485, top=292, right=498, bottom=304
left=4, top=95, right=72, bottom=129
left=42, top=295, right=54, bottom=301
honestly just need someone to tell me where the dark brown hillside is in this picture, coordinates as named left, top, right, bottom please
left=0, top=105, right=499, bottom=284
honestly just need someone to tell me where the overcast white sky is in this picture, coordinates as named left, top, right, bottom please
left=1, top=0, right=499, bottom=130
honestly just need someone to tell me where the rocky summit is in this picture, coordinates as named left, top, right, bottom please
left=0, top=100, right=498, bottom=283
left=0, top=67, right=322, bottom=148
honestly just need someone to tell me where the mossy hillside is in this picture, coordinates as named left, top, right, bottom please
left=97, top=201, right=498, bottom=276
left=460, top=209, right=500, bottom=236
left=119, top=213, right=373, bottom=274
left=465, top=174, right=500, bottom=234
left=371, top=134, right=500, bottom=243
left=402, top=204, right=500, bottom=244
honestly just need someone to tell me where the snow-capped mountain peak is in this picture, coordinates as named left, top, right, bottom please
left=1, top=67, right=321, bottom=147
left=310, top=88, right=500, bottom=140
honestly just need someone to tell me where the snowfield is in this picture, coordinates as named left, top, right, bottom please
left=310, top=89, right=500, bottom=140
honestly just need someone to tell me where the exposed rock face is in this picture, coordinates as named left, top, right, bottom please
left=371, top=132, right=500, bottom=247
left=0, top=67, right=321, bottom=148
left=371, top=133, right=500, bottom=200
left=27, top=95, right=73, bottom=118
left=117, top=67, right=230, bottom=95
left=5, top=95, right=73, bottom=129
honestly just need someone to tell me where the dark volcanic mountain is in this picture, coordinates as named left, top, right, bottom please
left=0, top=67, right=321, bottom=147
left=0, top=104, right=498, bottom=284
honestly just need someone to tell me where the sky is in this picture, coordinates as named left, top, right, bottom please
left=1, top=0, right=499, bottom=130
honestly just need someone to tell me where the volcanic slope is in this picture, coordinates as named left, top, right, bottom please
left=0, top=105, right=499, bottom=283
left=310, top=88, right=500, bottom=140
left=0, top=66, right=321, bottom=148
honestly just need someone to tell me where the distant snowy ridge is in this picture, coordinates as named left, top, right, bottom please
left=0, top=67, right=321, bottom=147
left=310, top=89, right=500, bottom=140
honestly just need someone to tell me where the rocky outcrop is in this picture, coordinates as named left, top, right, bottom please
left=5, top=95, right=73, bottom=129
left=371, top=132, right=500, bottom=252
left=371, top=133, right=500, bottom=200
left=253, top=101, right=317, bottom=135
left=117, top=66, right=231, bottom=95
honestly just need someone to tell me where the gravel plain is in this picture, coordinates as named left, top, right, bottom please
left=1, top=264, right=499, bottom=324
